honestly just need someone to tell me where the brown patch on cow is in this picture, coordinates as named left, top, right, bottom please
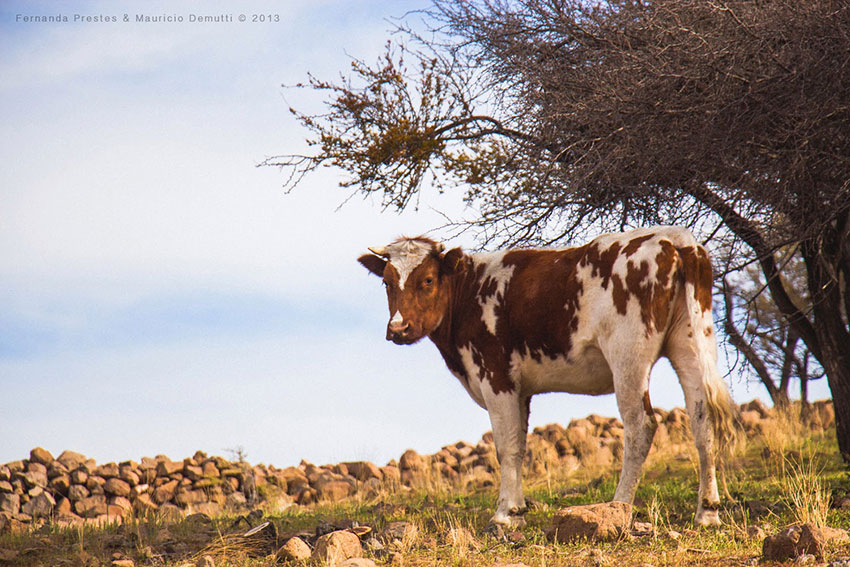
left=642, top=390, right=653, bottom=418
left=499, top=247, right=588, bottom=364
left=676, top=245, right=714, bottom=313
left=649, top=241, right=679, bottom=333
left=704, top=327, right=713, bottom=337
left=623, top=234, right=654, bottom=256
left=582, top=241, right=621, bottom=289
left=609, top=238, right=681, bottom=335
left=611, top=273, right=629, bottom=315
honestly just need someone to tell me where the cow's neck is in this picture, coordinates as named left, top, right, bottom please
left=427, top=258, right=479, bottom=382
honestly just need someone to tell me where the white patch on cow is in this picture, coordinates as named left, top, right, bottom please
left=471, top=252, right=515, bottom=335
left=385, top=239, right=432, bottom=290
left=509, top=347, right=614, bottom=396
left=390, top=310, right=403, bottom=326
left=456, top=343, right=487, bottom=408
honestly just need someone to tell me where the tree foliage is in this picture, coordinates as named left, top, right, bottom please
left=268, top=0, right=850, bottom=460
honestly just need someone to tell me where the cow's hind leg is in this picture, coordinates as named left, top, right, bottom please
left=666, top=337, right=722, bottom=526
left=612, top=362, right=657, bottom=505
left=483, top=390, right=530, bottom=530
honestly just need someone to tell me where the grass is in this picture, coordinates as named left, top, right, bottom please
left=2, top=413, right=849, bottom=566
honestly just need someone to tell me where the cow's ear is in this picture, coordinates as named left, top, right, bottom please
left=358, top=254, right=387, bottom=277
left=440, top=247, right=466, bottom=276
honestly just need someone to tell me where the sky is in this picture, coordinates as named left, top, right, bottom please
left=0, top=0, right=827, bottom=469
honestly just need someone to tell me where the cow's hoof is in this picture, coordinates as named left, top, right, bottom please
left=483, top=514, right=526, bottom=538
left=483, top=521, right=507, bottom=539
left=694, top=509, right=721, bottom=527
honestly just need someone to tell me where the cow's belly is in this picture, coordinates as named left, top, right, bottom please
left=512, top=344, right=614, bottom=396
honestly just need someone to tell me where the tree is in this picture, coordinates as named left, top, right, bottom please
left=721, top=250, right=825, bottom=416
left=268, top=0, right=850, bottom=460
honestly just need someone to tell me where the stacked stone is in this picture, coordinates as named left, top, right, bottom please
left=0, top=399, right=836, bottom=533
left=0, top=449, right=265, bottom=531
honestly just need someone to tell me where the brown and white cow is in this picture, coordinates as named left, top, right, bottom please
left=358, top=226, right=736, bottom=529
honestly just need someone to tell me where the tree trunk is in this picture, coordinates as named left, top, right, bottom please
left=802, top=238, right=850, bottom=463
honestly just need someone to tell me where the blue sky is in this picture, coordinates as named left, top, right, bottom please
left=0, top=1, right=824, bottom=469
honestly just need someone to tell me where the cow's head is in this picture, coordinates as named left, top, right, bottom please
left=358, top=237, right=466, bottom=344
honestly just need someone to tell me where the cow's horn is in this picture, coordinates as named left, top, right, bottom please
left=368, top=246, right=388, bottom=257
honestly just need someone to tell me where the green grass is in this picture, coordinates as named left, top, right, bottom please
left=2, top=424, right=849, bottom=566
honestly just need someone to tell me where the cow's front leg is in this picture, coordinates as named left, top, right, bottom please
left=484, top=389, right=530, bottom=530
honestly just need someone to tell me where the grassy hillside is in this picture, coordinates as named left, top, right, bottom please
left=1, top=406, right=848, bottom=566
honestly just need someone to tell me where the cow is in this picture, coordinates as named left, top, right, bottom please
left=358, top=226, right=737, bottom=530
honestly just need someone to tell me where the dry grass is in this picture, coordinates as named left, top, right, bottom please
left=1, top=410, right=848, bottom=566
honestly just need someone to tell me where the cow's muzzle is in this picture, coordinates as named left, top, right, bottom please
left=386, top=320, right=416, bottom=344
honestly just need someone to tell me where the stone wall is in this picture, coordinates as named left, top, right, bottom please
left=0, top=399, right=835, bottom=533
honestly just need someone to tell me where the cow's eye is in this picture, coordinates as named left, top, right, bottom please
left=382, top=280, right=388, bottom=288
left=423, top=277, right=434, bottom=286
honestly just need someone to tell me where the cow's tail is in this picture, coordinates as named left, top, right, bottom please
left=678, top=244, right=741, bottom=458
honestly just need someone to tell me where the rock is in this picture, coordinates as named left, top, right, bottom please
left=381, top=465, right=401, bottom=485
left=632, top=521, right=654, bottom=536
left=95, top=463, right=120, bottom=479
left=319, top=480, right=353, bottom=502
left=86, top=476, right=106, bottom=494
left=0, top=482, right=11, bottom=494
left=201, top=461, right=221, bottom=478
left=277, top=536, right=312, bottom=561
left=105, top=478, right=131, bottom=497
left=68, top=484, right=90, bottom=501
left=551, top=501, right=632, bottom=543
left=111, top=560, right=135, bottom=567
left=175, top=489, right=207, bottom=507
left=798, top=524, right=830, bottom=562
left=312, top=530, right=363, bottom=564
left=339, top=559, right=378, bottom=567
left=134, top=493, right=158, bottom=514
left=17, top=469, right=48, bottom=490
left=763, top=525, right=802, bottom=561
left=75, top=495, right=108, bottom=518
left=49, top=473, right=71, bottom=495
left=195, top=556, right=215, bottom=567
left=153, top=480, right=179, bottom=504
left=70, top=469, right=89, bottom=485
left=55, top=496, right=72, bottom=515
left=109, top=496, right=133, bottom=513
left=29, top=447, right=54, bottom=466
left=399, top=449, right=424, bottom=471
left=56, top=451, right=87, bottom=470
left=381, top=521, right=419, bottom=545
left=343, top=461, right=383, bottom=482
left=156, top=461, right=183, bottom=477
left=184, top=465, right=204, bottom=481
left=0, top=494, right=20, bottom=515
left=21, top=491, right=55, bottom=518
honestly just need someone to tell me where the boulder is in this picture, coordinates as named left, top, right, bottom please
left=763, top=525, right=802, bottom=561
left=318, top=480, right=353, bottom=502
left=75, top=495, right=108, bottom=518
left=56, top=451, right=87, bottom=470
left=342, top=461, right=383, bottom=482
left=29, top=447, right=54, bottom=466
left=22, top=491, right=55, bottom=518
left=312, top=530, right=363, bottom=565
left=0, top=494, right=20, bottom=515
left=104, top=478, right=131, bottom=497
left=551, top=501, right=632, bottom=543
left=68, top=484, right=90, bottom=502
left=277, top=536, right=312, bottom=561
left=399, top=449, right=424, bottom=471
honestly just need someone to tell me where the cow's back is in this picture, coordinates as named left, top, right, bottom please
left=464, top=226, right=707, bottom=396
